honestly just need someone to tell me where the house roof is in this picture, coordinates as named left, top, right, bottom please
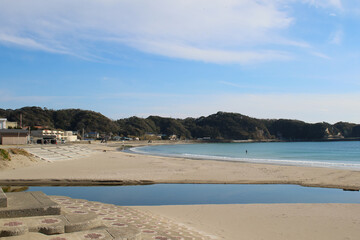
left=0, top=129, right=28, bottom=134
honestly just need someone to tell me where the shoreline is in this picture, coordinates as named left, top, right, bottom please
left=128, top=146, right=360, bottom=172
left=128, top=140, right=360, bottom=171
left=1, top=179, right=359, bottom=191
left=0, top=141, right=359, bottom=190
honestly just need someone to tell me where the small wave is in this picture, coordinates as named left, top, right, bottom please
left=129, top=146, right=148, bottom=154
left=129, top=147, right=360, bottom=170
left=181, top=153, right=360, bottom=170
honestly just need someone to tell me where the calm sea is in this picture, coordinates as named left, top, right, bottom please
left=131, top=141, right=360, bottom=170
left=29, top=184, right=360, bottom=205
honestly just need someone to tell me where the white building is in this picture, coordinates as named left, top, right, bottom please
left=63, top=131, right=78, bottom=142
left=32, top=130, right=64, bottom=140
left=31, top=129, right=78, bottom=142
left=0, top=118, right=6, bottom=129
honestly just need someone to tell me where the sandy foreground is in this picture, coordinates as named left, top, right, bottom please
left=0, top=141, right=360, bottom=239
left=134, top=204, right=360, bottom=240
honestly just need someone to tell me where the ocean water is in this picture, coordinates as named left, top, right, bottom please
left=130, top=141, right=360, bottom=170
left=29, top=184, right=360, bottom=206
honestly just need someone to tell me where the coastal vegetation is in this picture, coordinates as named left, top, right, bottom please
left=1, top=107, right=360, bottom=141
left=1, top=186, right=29, bottom=192
left=0, top=149, right=11, bottom=161
left=8, top=148, right=30, bottom=157
left=0, top=148, right=30, bottom=162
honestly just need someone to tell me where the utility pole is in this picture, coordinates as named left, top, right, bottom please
left=20, top=113, right=23, bottom=128
left=28, top=125, right=31, bottom=144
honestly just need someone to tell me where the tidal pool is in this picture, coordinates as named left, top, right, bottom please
left=29, top=184, right=360, bottom=206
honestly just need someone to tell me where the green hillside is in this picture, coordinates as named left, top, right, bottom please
left=1, top=107, right=359, bottom=141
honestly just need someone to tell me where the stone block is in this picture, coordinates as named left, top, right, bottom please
left=106, top=226, right=142, bottom=240
left=0, top=192, right=60, bottom=218
left=0, top=219, right=28, bottom=237
left=0, top=187, right=7, bottom=208
left=64, top=211, right=103, bottom=233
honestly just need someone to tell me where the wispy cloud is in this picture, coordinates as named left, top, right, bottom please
left=219, top=81, right=245, bottom=88
left=309, top=51, right=332, bottom=59
left=329, top=28, right=343, bottom=44
left=0, top=92, right=84, bottom=103
left=302, top=0, right=343, bottom=10
left=218, top=81, right=275, bottom=90
left=130, top=40, right=292, bottom=64
left=0, top=0, right=312, bottom=64
left=0, top=0, right=351, bottom=64
left=0, top=33, right=68, bottom=54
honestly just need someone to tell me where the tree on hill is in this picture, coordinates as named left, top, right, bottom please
left=65, top=110, right=119, bottom=133
left=147, top=116, right=192, bottom=139
left=1, top=107, right=359, bottom=141
left=0, top=107, right=119, bottom=134
left=191, top=112, right=271, bottom=140
left=266, top=119, right=334, bottom=140
left=334, top=122, right=357, bottom=137
left=1, top=107, right=54, bottom=128
left=117, top=116, right=157, bottom=136
left=351, top=125, right=360, bottom=137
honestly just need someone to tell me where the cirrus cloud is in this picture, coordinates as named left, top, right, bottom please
left=0, top=0, right=334, bottom=64
left=303, top=0, right=343, bottom=9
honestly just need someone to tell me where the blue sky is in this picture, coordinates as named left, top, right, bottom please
left=0, top=0, right=360, bottom=123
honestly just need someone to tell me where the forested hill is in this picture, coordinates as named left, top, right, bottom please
left=0, top=107, right=119, bottom=133
left=1, top=107, right=360, bottom=141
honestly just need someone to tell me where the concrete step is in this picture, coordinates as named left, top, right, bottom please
left=0, top=211, right=103, bottom=237
left=0, top=192, right=60, bottom=219
left=52, top=196, right=214, bottom=240
left=44, top=158, right=70, bottom=162
left=33, top=153, right=59, bottom=157
left=0, top=193, right=214, bottom=239
left=4, top=227, right=142, bottom=240
left=0, top=188, right=7, bottom=208
left=25, top=151, right=49, bottom=154
left=25, top=146, right=97, bottom=161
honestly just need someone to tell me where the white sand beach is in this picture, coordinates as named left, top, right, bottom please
left=134, top=203, right=360, bottom=240
left=0, top=142, right=359, bottom=190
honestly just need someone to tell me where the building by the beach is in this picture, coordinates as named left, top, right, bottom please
left=0, top=129, right=29, bottom=145
left=84, top=132, right=99, bottom=139
left=31, top=129, right=64, bottom=140
left=0, top=118, right=19, bottom=129
left=31, top=130, right=78, bottom=143
left=0, top=118, right=6, bottom=129
left=62, top=131, right=78, bottom=142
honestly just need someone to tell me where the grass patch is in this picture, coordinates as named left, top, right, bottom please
left=0, top=149, right=11, bottom=161
left=9, top=148, right=30, bottom=157
left=2, top=186, right=29, bottom=192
